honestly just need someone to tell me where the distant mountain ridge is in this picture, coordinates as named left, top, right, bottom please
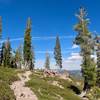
left=68, top=70, right=82, bottom=79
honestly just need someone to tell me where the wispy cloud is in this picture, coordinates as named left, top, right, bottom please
left=35, top=51, right=53, bottom=54
left=9, top=38, right=24, bottom=42
left=0, top=37, right=23, bottom=43
left=0, top=35, right=75, bottom=43
left=32, top=36, right=75, bottom=40
left=35, top=50, right=71, bottom=54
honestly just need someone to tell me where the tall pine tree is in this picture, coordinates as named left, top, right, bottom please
left=96, top=36, right=100, bottom=87
left=23, top=17, right=33, bottom=70
left=45, top=52, right=50, bottom=70
left=15, top=45, right=22, bottom=68
left=0, top=16, right=2, bottom=65
left=30, top=47, right=35, bottom=70
left=0, top=42, right=5, bottom=65
left=3, top=38, right=12, bottom=67
left=74, top=7, right=96, bottom=91
left=54, top=35, right=62, bottom=69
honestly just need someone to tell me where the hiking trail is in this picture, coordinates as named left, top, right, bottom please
left=10, top=71, right=38, bottom=100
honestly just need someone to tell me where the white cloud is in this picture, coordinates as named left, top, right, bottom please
left=68, top=53, right=82, bottom=60
left=62, top=60, right=81, bottom=70
left=72, top=44, right=79, bottom=49
left=62, top=53, right=82, bottom=70
left=62, top=53, right=97, bottom=70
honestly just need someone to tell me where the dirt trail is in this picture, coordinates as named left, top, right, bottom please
left=10, top=71, right=38, bottom=100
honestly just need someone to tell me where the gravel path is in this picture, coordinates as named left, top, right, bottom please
left=10, top=71, right=38, bottom=100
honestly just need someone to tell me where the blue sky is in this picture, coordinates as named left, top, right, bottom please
left=0, top=0, right=100, bottom=70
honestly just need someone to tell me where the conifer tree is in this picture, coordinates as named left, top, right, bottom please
left=54, top=35, right=62, bottom=69
left=15, top=45, right=22, bottom=68
left=96, top=36, right=100, bottom=87
left=0, top=16, right=2, bottom=65
left=3, top=38, right=12, bottom=67
left=10, top=53, right=16, bottom=68
left=45, top=52, right=50, bottom=70
left=0, top=42, right=5, bottom=65
left=30, top=47, right=35, bottom=70
left=74, top=7, right=96, bottom=91
left=23, top=17, right=33, bottom=69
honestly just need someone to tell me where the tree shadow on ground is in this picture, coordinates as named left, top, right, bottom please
left=68, top=85, right=81, bottom=94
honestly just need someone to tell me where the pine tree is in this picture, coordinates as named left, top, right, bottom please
left=3, top=38, right=12, bottom=67
left=45, top=52, right=50, bottom=70
left=0, top=16, right=2, bottom=65
left=15, top=45, right=22, bottom=68
left=74, top=7, right=96, bottom=91
left=23, top=17, right=33, bottom=70
left=10, top=53, right=16, bottom=68
left=30, top=47, right=35, bottom=70
left=0, top=42, right=5, bottom=65
left=96, top=36, right=100, bottom=87
left=54, top=35, right=62, bottom=69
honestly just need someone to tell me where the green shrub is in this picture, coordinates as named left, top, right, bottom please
left=0, top=67, right=19, bottom=100
left=0, top=67, right=19, bottom=84
left=0, top=81, right=15, bottom=100
left=86, top=87, right=100, bottom=100
left=26, top=71, right=81, bottom=100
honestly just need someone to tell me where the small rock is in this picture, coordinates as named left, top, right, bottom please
left=20, top=93, right=25, bottom=97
